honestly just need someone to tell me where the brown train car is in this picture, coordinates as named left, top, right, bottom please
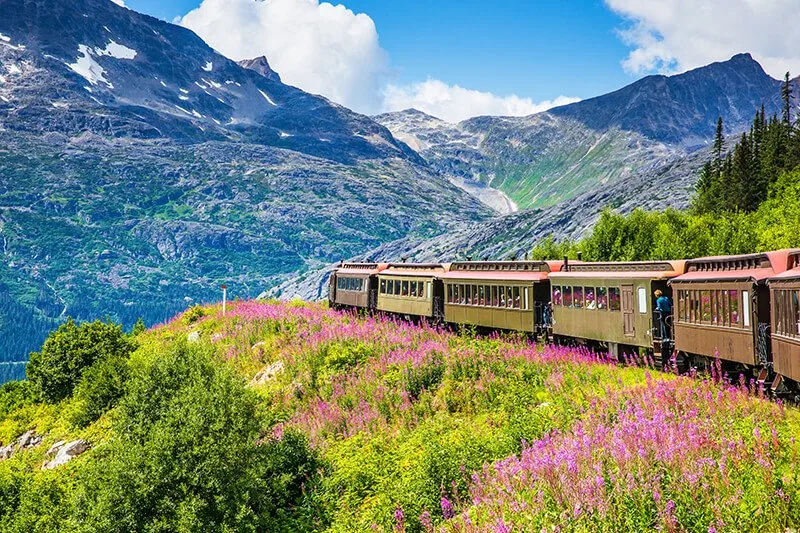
left=549, top=261, right=686, bottom=354
left=768, top=251, right=800, bottom=388
left=329, top=262, right=388, bottom=310
left=377, top=263, right=448, bottom=318
left=442, top=261, right=563, bottom=333
left=670, top=250, right=798, bottom=371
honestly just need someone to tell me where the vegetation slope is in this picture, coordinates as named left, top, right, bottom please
left=0, top=301, right=799, bottom=532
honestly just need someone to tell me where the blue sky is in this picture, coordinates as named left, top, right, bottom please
left=122, top=0, right=800, bottom=122
left=127, top=0, right=632, bottom=102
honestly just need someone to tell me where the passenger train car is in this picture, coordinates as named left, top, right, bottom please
left=443, top=261, right=562, bottom=333
left=768, top=251, right=800, bottom=390
left=328, top=249, right=800, bottom=393
left=549, top=261, right=685, bottom=357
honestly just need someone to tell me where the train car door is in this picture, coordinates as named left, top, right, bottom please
left=622, top=284, right=635, bottom=337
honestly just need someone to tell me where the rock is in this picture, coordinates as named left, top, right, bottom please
left=46, top=440, right=66, bottom=457
left=251, top=360, right=284, bottom=386
left=42, top=439, right=90, bottom=470
left=0, top=430, right=43, bottom=461
left=187, top=330, right=200, bottom=343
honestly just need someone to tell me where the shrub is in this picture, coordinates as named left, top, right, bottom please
left=71, top=355, right=130, bottom=428
left=72, top=341, right=319, bottom=532
left=0, top=381, right=37, bottom=420
left=26, top=319, right=136, bottom=403
left=182, top=305, right=206, bottom=325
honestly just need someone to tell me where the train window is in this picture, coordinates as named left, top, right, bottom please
left=426, top=282, right=431, bottom=299
left=563, top=287, right=573, bottom=308
left=573, top=286, right=584, bottom=308
left=492, top=286, right=498, bottom=306
left=479, top=285, right=486, bottom=306
left=524, top=287, right=530, bottom=310
left=597, top=287, right=608, bottom=310
left=742, top=291, right=750, bottom=327
left=446, top=284, right=452, bottom=303
left=722, top=291, right=729, bottom=326
left=608, top=288, right=620, bottom=311
left=552, top=286, right=562, bottom=306
left=638, top=287, right=647, bottom=314
left=401, top=281, right=409, bottom=296
left=730, top=290, right=740, bottom=325
left=700, top=291, right=711, bottom=322
left=465, top=285, right=472, bottom=305
left=793, top=291, right=800, bottom=335
left=410, top=282, right=418, bottom=298
left=471, top=285, right=478, bottom=305
left=513, top=287, right=520, bottom=309
left=585, top=287, right=596, bottom=310
left=380, top=279, right=386, bottom=294
left=498, top=286, right=506, bottom=307
left=454, top=284, right=460, bottom=303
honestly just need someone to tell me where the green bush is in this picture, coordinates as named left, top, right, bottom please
left=72, top=341, right=319, bottom=532
left=182, top=305, right=206, bottom=325
left=0, top=381, right=37, bottom=420
left=26, top=319, right=136, bottom=403
left=71, top=355, right=130, bottom=428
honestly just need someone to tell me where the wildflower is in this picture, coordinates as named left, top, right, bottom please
left=394, top=506, right=405, bottom=532
left=441, top=496, right=454, bottom=519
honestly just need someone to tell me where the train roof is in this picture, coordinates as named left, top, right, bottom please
left=767, top=250, right=800, bottom=283
left=379, top=263, right=449, bottom=277
left=334, top=262, right=388, bottom=276
left=549, top=260, right=686, bottom=280
left=673, top=249, right=800, bottom=283
left=442, top=260, right=562, bottom=281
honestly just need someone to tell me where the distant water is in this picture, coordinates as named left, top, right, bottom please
left=0, top=362, right=27, bottom=385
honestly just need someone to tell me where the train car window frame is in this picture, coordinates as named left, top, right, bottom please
left=742, top=290, right=750, bottom=327
left=472, top=284, right=479, bottom=305
left=446, top=284, right=452, bottom=303
left=512, top=287, right=520, bottom=309
left=426, top=281, right=431, bottom=300
left=701, top=290, right=711, bottom=323
left=597, top=287, right=608, bottom=310
left=585, top=287, right=596, bottom=310
left=410, top=281, right=417, bottom=298
left=573, top=286, right=584, bottom=309
left=730, top=290, right=740, bottom=326
left=553, top=286, right=563, bottom=306
left=722, top=290, right=729, bottom=327
left=563, top=286, right=573, bottom=308
left=491, top=286, right=498, bottom=307
left=608, top=287, right=620, bottom=311
left=524, top=287, right=530, bottom=310
left=478, top=285, right=485, bottom=306
left=380, top=279, right=386, bottom=294
left=637, top=286, right=647, bottom=314
left=401, top=280, right=409, bottom=297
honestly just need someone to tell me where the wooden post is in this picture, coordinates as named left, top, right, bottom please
left=221, top=284, right=227, bottom=316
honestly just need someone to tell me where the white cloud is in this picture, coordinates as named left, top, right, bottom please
left=382, top=79, right=580, bottom=123
left=179, top=0, right=388, bottom=114
left=606, top=0, right=800, bottom=78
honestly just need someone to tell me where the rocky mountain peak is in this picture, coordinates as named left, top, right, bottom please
left=238, top=56, right=281, bottom=83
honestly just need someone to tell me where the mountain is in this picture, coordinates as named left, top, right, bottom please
left=0, top=0, right=491, bottom=366
left=374, top=54, right=787, bottom=211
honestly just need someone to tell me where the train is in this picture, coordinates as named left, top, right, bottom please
left=328, top=249, right=800, bottom=396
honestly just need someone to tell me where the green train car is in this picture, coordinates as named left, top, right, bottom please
left=549, top=261, right=686, bottom=355
left=442, top=261, right=562, bottom=333
left=376, top=263, right=447, bottom=318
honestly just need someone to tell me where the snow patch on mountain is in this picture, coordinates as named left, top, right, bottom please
left=69, top=45, right=112, bottom=88
left=258, top=89, right=277, bottom=106
left=96, top=40, right=137, bottom=60
left=203, top=61, right=213, bottom=72
left=0, top=33, right=10, bottom=42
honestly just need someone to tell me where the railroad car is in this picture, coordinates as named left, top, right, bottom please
left=329, top=262, right=387, bottom=311
left=768, top=251, right=800, bottom=390
left=670, top=250, right=798, bottom=374
left=442, top=260, right=562, bottom=333
left=376, top=263, right=448, bottom=319
left=548, top=261, right=686, bottom=356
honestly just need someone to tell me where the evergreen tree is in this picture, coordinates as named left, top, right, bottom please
left=713, top=116, right=725, bottom=177
left=782, top=72, right=793, bottom=127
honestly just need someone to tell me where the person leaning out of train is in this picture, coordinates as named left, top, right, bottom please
left=655, top=290, right=672, bottom=341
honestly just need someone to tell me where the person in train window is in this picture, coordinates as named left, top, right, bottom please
left=655, top=289, right=672, bottom=340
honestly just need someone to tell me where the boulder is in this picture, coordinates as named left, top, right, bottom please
left=187, top=330, right=200, bottom=343
left=250, top=360, right=284, bottom=386
left=0, top=430, right=43, bottom=461
left=42, top=439, right=90, bottom=470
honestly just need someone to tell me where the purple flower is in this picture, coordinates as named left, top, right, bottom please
left=441, top=496, right=454, bottom=519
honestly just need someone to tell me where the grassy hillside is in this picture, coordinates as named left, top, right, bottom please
left=0, top=302, right=799, bottom=532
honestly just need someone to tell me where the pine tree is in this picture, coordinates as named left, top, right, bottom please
left=782, top=72, right=793, bottom=127
left=713, top=117, right=725, bottom=178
